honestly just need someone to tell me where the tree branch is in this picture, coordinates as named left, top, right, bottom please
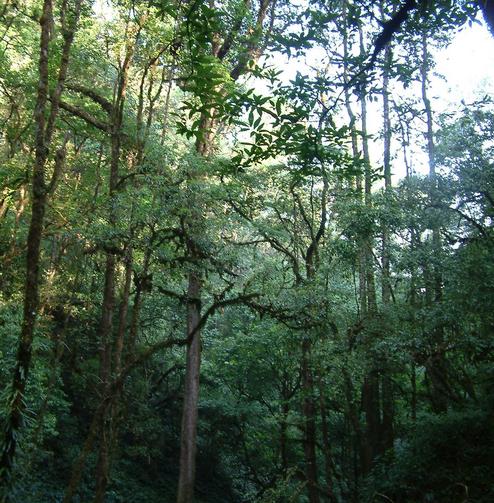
left=66, top=83, right=114, bottom=115
left=58, top=100, right=111, bottom=132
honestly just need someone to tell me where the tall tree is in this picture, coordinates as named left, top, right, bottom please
left=176, top=2, right=276, bottom=501
left=0, top=0, right=81, bottom=495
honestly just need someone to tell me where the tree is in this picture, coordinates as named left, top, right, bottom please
left=0, top=1, right=82, bottom=495
left=0, top=0, right=493, bottom=501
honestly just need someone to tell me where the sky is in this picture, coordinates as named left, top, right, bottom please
left=92, top=1, right=494, bottom=179
left=435, top=21, right=494, bottom=104
left=92, top=0, right=494, bottom=103
left=354, top=19, right=494, bottom=180
left=401, top=20, right=494, bottom=178
left=266, top=17, right=494, bottom=179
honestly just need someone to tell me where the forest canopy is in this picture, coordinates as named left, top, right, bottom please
left=0, top=0, right=493, bottom=502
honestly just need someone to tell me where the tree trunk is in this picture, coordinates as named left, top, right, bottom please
left=280, top=399, right=289, bottom=474
left=127, top=245, right=152, bottom=355
left=0, top=0, right=80, bottom=492
left=114, top=248, right=133, bottom=376
left=342, top=369, right=362, bottom=500
left=318, top=379, right=337, bottom=502
left=176, top=108, right=212, bottom=503
left=421, top=31, right=442, bottom=303
left=177, top=272, right=202, bottom=503
left=93, top=252, right=116, bottom=503
left=298, top=177, right=328, bottom=503
left=361, top=371, right=380, bottom=474
left=357, top=23, right=381, bottom=475
left=379, top=13, right=394, bottom=452
left=381, top=374, right=394, bottom=452
left=420, top=30, right=448, bottom=414
left=63, top=400, right=112, bottom=503
left=301, top=338, right=320, bottom=503
left=342, top=2, right=366, bottom=321
left=93, top=39, right=134, bottom=503
left=381, top=38, right=393, bottom=306
left=175, top=3, right=275, bottom=498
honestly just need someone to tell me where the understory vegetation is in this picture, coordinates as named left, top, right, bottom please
left=1, top=0, right=493, bottom=502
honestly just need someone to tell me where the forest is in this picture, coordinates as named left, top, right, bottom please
left=0, top=0, right=493, bottom=501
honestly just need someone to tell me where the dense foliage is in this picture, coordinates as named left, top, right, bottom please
left=0, top=0, right=493, bottom=502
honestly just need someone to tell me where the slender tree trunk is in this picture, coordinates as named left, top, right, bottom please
left=405, top=116, right=420, bottom=424
left=420, top=31, right=448, bottom=414
left=279, top=373, right=292, bottom=474
left=161, top=74, right=173, bottom=143
left=177, top=272, right=202, bottom=503
left=342, top=369, right=362, bottom=501
left=63, top=399, right=113, bottom=503
left=301, top=338, right=320, bottom=503
left=381, top=373, right=394, bottom=452
left=93, top=252, right=116, bottom=503
left=381, top=40, right=393, bottom=306
left=0, top=0, right=80, bottom=493
left=99, top=243, right=134, bottom=494
left=357, top=24, right=381, bottom=475
left=93, top=39, right=134, bottom=503
left=9, top=185, right=28, bottom=250
left=411, top=363, right=417, bottom=422
left=379, top=17, right=394, bottom=452
left=127, top=244, right=152, bottom=355
left=360, top=83, right=377, bottom=314
left=114, top=248, right=133, bottom=376
left=25, top=271, right=80, bottom=471
left=342, top=1, right=365, bottom=321
left=93, top=167, right=121, bottom=502
left=421, top=31, right=442, bottom=302
left=176, top=110, right=210, bottom=503
left=361, top=372, right=380, bottom=473
left=298, top=177, right=328, bottom=503
left=279, top=391, right=289, bottom=474
left=318, top=379, right=337, bottom=502
left=341, top=9, right=377, bottom=482
left=176, top=3, right=275, bottom=498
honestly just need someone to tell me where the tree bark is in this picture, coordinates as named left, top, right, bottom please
left=298, top=176, right=328, bottom=503
left=381, top=372, right=394, bottom=452
left=342, top=369, right=363, bottom=500
left=279, top=395, right=289, bottom=474
left=420, top=30, right=448, bottom=414
left=176, top=107, right=211, bottom=503
left=114, top=248, right=133, bottom=376
left=357, top=23, right=381, bottom=475
left=379, top=7, right=394, bottom=452
left=0, top=0, right=80, bottom=494
left=176, top=272, right=202, bottom=503
left=175, top=3, right=275, bottom=499
left=128, top=244, right=152, bottom=355
left=93, top=36, right=134, bottom=503
left=381, top=38, right=393, bottom=306
left=318, top=379, right=337, bottom=502
left=301, top=338, right=320, bottom=503
left=342, top=4, right=366, bottom=324
left=361, top=371, right=380, bottom=474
